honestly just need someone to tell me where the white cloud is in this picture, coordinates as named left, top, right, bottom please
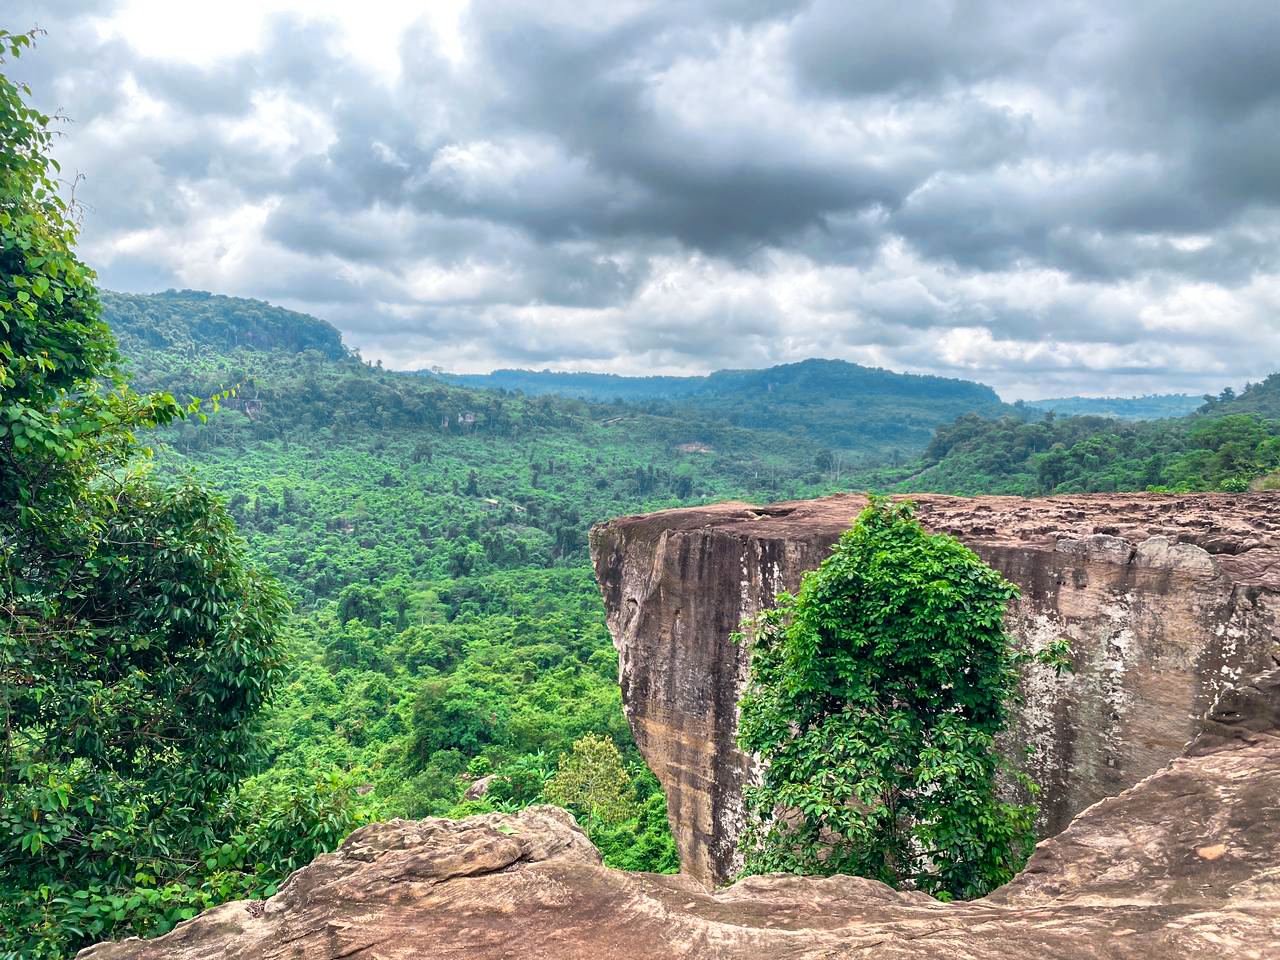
left=15, top=0, right=1280, bottom=400
left=95, top=0, right=468, bottom=80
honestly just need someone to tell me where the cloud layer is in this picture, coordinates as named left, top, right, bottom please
left=12, top=0, right=1280, bottom=397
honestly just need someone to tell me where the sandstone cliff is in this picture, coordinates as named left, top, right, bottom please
left=80, top=673, right=1280, bottom=958
left=589, top=492, right=1280, bottom=885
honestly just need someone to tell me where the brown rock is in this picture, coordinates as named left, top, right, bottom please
left=590, top=492, right=1280, bottom=885
left=80, top=681, right=1280, bottom=958
left=464, top=774, right=498, bottom=800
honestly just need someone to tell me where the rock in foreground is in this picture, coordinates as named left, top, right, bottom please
left=82, top=681, right=1280, bottom=959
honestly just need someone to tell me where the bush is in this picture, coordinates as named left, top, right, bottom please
left=736, top=497, right=1036, bottom=900
left=543, top=734, right=636, bottom=826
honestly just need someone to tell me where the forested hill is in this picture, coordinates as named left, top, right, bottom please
left=878, top=379, right=1280, bottom=497
left=438, top=369, right=703, bottom=402
left=438, top=358, right=1014, bottom=457
left=1021, top=393, right=1202, bottom=421
left=106, top=289, right=348, bottom=361
left=102, top=292, right=866, bottom=590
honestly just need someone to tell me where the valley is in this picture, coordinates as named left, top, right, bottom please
left=10, top=8, right=1280, bottom=954
left=103, top=292, right=1280, bottom=863
left=9, top=286, right=1280, bottom=958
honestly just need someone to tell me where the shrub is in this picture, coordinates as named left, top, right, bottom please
left=736, top=497, right=1036, bottom=900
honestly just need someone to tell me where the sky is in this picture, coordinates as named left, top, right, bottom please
left=10, top=0, right=1280, bottom=399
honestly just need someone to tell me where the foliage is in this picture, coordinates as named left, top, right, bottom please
left=3, top=772, right=377, bottom=960
left=903, top=409, right=1280, bottom=496
left=1020, top=393, right=1201, bottom=421
left=107, top=289, right=347, bottom=360
left=2, top=481, right=290, bottom=872
left=543, top=733, right=638, bottom=827
left=1196, top=375, right=1280, bottom=420
left=588, top=789, right=681, bottom=874
left=82, top=289, right=876, bottom=893
left=736, top=498, right=1036, bottom=900
left=0, top=39, right=336, bottom=958
left=443, top=358, right=1013, bottom=458
left=0, top=29, right=182, bottom=532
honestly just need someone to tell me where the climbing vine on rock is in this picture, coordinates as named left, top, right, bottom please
left=736, top=496, right=1037, bottom=900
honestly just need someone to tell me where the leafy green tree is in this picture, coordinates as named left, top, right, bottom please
left=0, top=34, right=301, bottom=956
left=543, top=733, right=637, bottom=826
left=736, top=498, right=1036, bottom=900
left=1036, top=444, right=1069, bottom=492
left=409, top=680, right=508, bottom=759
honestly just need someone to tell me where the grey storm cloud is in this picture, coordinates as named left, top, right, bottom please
left=8, top=0, right=1280, bottom=397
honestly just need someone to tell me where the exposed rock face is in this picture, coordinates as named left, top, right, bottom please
left=81, top=679, right=1280, bottom=958
left=464, top=774, right=497, bottom=801
left=589, top=492, right=1280, bottom=886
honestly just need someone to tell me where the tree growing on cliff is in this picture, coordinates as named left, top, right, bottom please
left=735, top=497, right=1036, bottom=900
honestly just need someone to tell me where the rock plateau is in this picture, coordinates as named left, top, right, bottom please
left=590, top=492, right=1280, bottom=885
left=81, top=672, right=1280, bottom=958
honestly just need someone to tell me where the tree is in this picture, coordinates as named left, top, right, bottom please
left=543, top=733, right=637, bottom=826
left=0, top=33, right=292, bottom=955
left=1036, top=444, right=1070, bottom=492
left=736, top=497, right=1036, bottom=900
left=408, top=680, right=508, bottom=759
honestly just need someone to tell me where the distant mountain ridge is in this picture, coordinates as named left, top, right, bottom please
left=438, top=359, right=1001, bottom=405
left=437, top=369, right=703, bottom=402
left=101, top=289, right=1242, bottom=463
left=1023, top=394, right=1203, bottom=421
left=435, top=359, right=1013, bottom=456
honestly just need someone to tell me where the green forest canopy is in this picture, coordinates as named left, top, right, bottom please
left=439, top=356, right=1013, bottom=457
left=8, top=271, right=1277, bottom=957
left=98, top=290, right=1280, bottom=886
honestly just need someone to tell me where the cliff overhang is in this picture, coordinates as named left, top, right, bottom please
left=589, top=492, right=1280, bottom=885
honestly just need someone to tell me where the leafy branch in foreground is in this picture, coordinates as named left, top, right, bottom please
left=736, top=497, right=1036, bottom=900
left=0, top=32, right=362, bottom=958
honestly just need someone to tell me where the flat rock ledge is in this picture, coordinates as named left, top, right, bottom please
left=81, top=673, right=1280, bottom=960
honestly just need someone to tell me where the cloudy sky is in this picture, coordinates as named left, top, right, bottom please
left=11, top=0, right=1280, bottom=398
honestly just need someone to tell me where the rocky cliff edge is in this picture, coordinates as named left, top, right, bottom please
left=590, top=492, right=1280, bottom=884
left=81, top=672, right=1280, bottom=958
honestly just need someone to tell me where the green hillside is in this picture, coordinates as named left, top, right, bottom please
left=440, top=357, right=1013, bottom=457
left=880, top=384, right=1280, bottom=496
left=107, top=289, right=347, bottom=360
left=95, top=290, right=865, bottom=898
left=1021, top=393, right=1202, bottom=421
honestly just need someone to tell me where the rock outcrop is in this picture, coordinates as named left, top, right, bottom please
left=81, top=677, right=1280, bottom=958
left=590, top=492, right=1280, bottom=885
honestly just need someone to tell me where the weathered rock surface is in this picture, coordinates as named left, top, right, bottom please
left=81, top=680, right=1280, bottom=958
left=590, top=492, right=1280, bottom=885
left=464, top=774, right=497, bottom=800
